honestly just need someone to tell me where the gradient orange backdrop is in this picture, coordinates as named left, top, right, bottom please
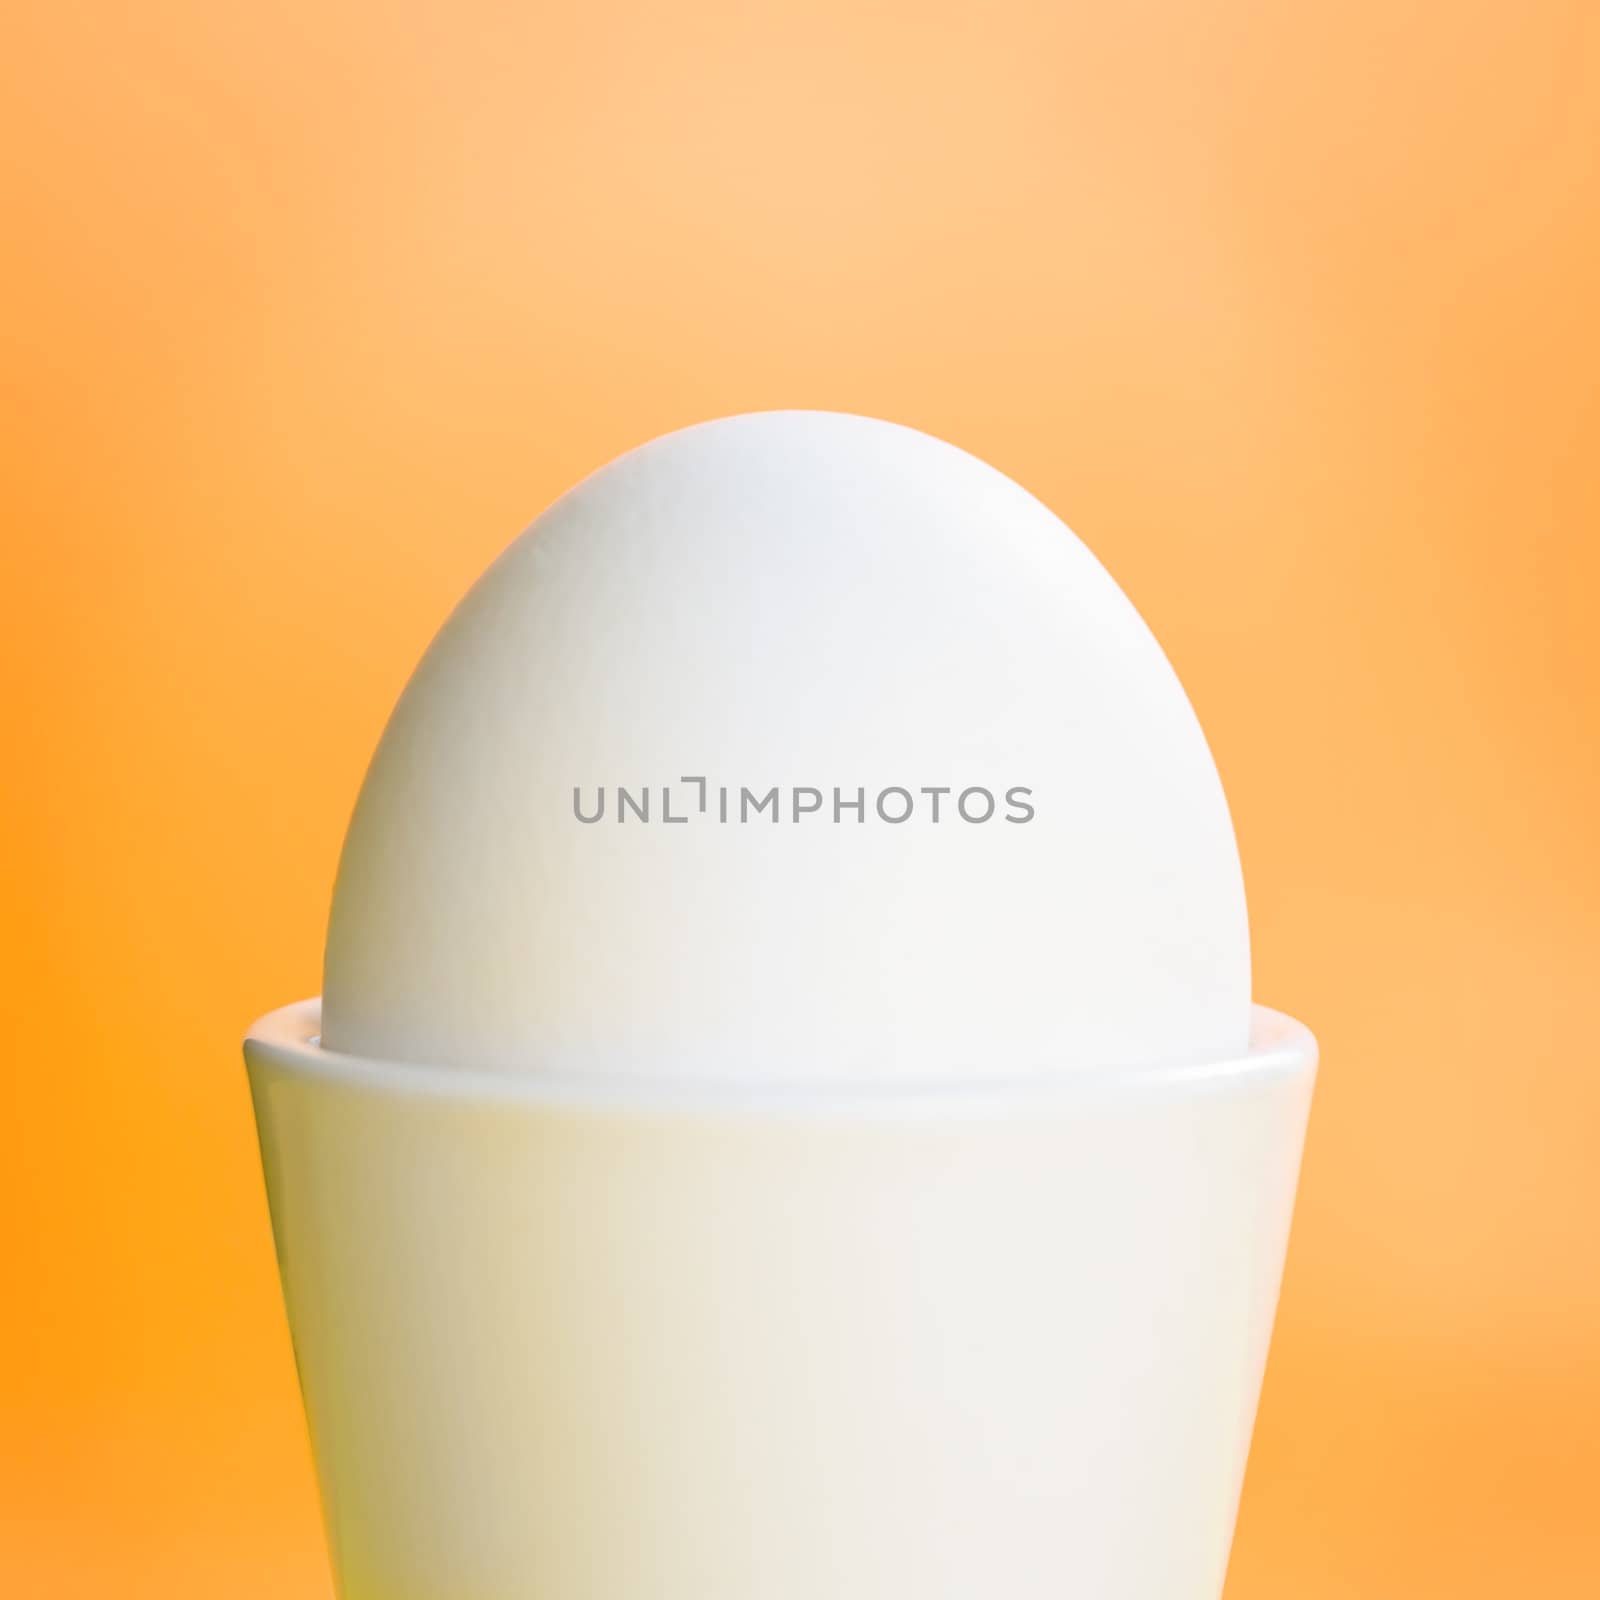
left=4, top=2, right=1598, bottom=1595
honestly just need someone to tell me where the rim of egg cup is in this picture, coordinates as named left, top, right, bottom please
left=245, top=998, right=1315, bottom=1117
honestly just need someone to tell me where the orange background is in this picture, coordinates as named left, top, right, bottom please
left=3, top=2, right=1598, bottom=1594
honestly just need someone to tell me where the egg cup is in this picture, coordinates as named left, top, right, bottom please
left=246, top=999, right=1314, bottom=1600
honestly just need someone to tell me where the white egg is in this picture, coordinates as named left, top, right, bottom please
left=322, top=412, right=1248, bottom=1083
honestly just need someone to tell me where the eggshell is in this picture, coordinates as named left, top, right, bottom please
left=322, top=411, right=1248, bottom=1082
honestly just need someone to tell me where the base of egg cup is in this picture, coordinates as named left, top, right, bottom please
left=245, top=1001, right=1315, bottom=1600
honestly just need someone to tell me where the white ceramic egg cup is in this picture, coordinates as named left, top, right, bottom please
left=246, top=1000, right=1314, bottom=1600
